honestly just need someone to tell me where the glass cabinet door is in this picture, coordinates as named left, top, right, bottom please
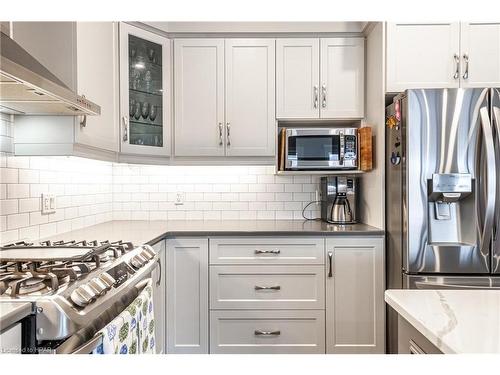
left=120, top=23, right=170, bottom=156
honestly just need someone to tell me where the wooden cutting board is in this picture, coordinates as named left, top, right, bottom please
left=358, top=126, right=373, bottom=171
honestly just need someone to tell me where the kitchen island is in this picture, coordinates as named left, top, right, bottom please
left=385, top=289, right=500, bottom=354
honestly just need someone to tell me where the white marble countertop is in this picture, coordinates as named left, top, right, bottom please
left=35, top=220, right=383, bottom=247
left=385, top=289, right=500, bottom=354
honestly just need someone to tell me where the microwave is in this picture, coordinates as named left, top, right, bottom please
left=285, top=128, right=358, bottom=170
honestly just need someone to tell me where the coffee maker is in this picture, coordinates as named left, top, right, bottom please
left=320, top=176, right=358, bottom=224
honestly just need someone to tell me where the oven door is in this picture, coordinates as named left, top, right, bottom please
left=285, top=128, right=357, bottom=170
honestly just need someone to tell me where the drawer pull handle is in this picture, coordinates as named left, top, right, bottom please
left=254, top=330, right=281, bottom=336
left=255, top=249, right=280, bottom=255
left=254, top=285, right=281, bottom=291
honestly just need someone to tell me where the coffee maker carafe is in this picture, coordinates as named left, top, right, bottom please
left=320, top=176, right=358, bottom=224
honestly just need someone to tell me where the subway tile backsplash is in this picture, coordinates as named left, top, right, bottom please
left=0, top=155, right=113, bottom=245
left=0, top=156, right=320, bottom=244
left=112, top=164, right=320, bottom=222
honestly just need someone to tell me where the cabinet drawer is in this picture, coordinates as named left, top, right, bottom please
left=209, top=237, right=324, bottom=265
left=210, top=310, right=325, bottom=354
left=210, top=265, right=324, bottom=309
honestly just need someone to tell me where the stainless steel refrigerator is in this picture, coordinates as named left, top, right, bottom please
left=385, top=88, right=500, bottom=352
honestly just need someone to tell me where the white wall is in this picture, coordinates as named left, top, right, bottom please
left=361, top=22, right=385, bottom=229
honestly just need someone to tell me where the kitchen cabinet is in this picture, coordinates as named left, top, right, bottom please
left=12, top=22, right=119, bottom=158
left=225, top=39, right=275, bottom=156
left=386, top=22, right=500, bottom=91
left=386, top=23, right=461, bottom=92
left=166, top=237, right=209, bottom=354
left=151, top=240, right=166, bottom=354
left=210, top=310, right=325, bottom=354
left=460, top=22, right=500, bottom=88
left=276, top=37, right=364, bottom=119
left=208, top=236, right=325, bottom=354
left=397, top=316, right=442, bottom=354
left=276, top=39, right=320, bottom=118
left=174, top=39, right=225, bottom=156
left=119, top=23, right=171, bottom=156
left=174, top=38, right=275, bottom=157
left=325, top=236, right=385, bottom=353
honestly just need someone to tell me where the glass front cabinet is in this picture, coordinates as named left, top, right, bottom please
left=119, top=23, right=171, bottom=156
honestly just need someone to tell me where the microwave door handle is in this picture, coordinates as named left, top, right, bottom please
left=479, top=108, right=496, bottom=258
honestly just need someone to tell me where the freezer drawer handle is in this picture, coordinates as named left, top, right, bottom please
left=255, top=285, right=281, bottom=291
left=254, top=249, right=280, bottom=255
left=254, top=330, right=281, bottom=336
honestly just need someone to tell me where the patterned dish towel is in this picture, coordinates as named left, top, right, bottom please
left=93, top=280, right=155, bottom=354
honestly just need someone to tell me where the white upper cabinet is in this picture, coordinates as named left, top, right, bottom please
left=386, top=23, right=461, bottom=92
left=320, top=38, right=365, bottom=118
left=174, top=39, right=225, bottom=156
left=75, top=22, right=119, bottom=153
left=276, top=37, right=364, bottom=119
left=174, top=38, right=275, bottom=157
left=119, top=23, right=171, bottom=156
left=225, top=39, right=275, bottom=156
left=460, top=22, right=500, bottom=88
left=276, top=39, right=320, bottom=118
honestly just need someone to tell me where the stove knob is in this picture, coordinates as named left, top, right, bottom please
left=70, top=285, right=95, bottom=307
left=98, top=272, right=116, bottom=288
left=88, top=277, right=108, bottom=295
left=141, top=248, right=155, bottom=260
left=137, top=253, right=149, bottom=263
left=142, top=245, right=156, bottom=258
left=70, top=289, right=89, bottom=307
left=129, top=255, right=144, bottom=269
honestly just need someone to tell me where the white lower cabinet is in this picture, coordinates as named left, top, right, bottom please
left=164, top=235, right=385, bottom=354
left=210, top=265, right=324, bottom=310
left=151, top=240, right=166, bottom=354
left=326, top=236, right=385, bottom=353
left=166, top=237, right=209, bottom=353
left=210, top=310, right=325, bottom=354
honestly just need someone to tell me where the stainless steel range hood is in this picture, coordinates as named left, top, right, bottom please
left=0, top=31, right=100, bottom=116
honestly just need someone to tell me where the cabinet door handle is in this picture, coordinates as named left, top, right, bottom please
left=254, top=249, right=280, bottom=255
left=156, top=260, right=162, bottom=287
left=321, top=85, right=327, bottom=108
left=254, top=285, right=281, bottom=291
left=328, top=251, right=333, bottom=277
left=218, top=122, right=223, bottom=146
left=453, top=54, right=460, bottom=80
left=226, top=123, right=231, bottom=146
left=462, top=53, right=469, bottom=80
left=122, top=116, right=128, bottom=142
left=313, top=85, right=319, bottom=108
left=254, top=330, right=281, bottom=336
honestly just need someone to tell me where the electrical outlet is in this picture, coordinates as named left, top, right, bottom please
left=175, top=192, right=185, bottom=205
left=41, top=194, right=56, bottom=214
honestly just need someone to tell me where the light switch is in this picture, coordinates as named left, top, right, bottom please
left=41, top=194, right=56, bottom=214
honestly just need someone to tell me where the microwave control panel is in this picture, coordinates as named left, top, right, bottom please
left=344, top=135, right=357, bottom=160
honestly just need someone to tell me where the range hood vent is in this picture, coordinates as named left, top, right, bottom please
left=0, top=31, right=100, bottom=116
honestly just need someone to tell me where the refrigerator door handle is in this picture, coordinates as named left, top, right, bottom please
left=492, top=106, right=500, bottom=243
left=479, top=107, right=496, bottom=256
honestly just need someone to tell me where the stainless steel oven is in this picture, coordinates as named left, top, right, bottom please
left=285, top=128, right=358, bottom=170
